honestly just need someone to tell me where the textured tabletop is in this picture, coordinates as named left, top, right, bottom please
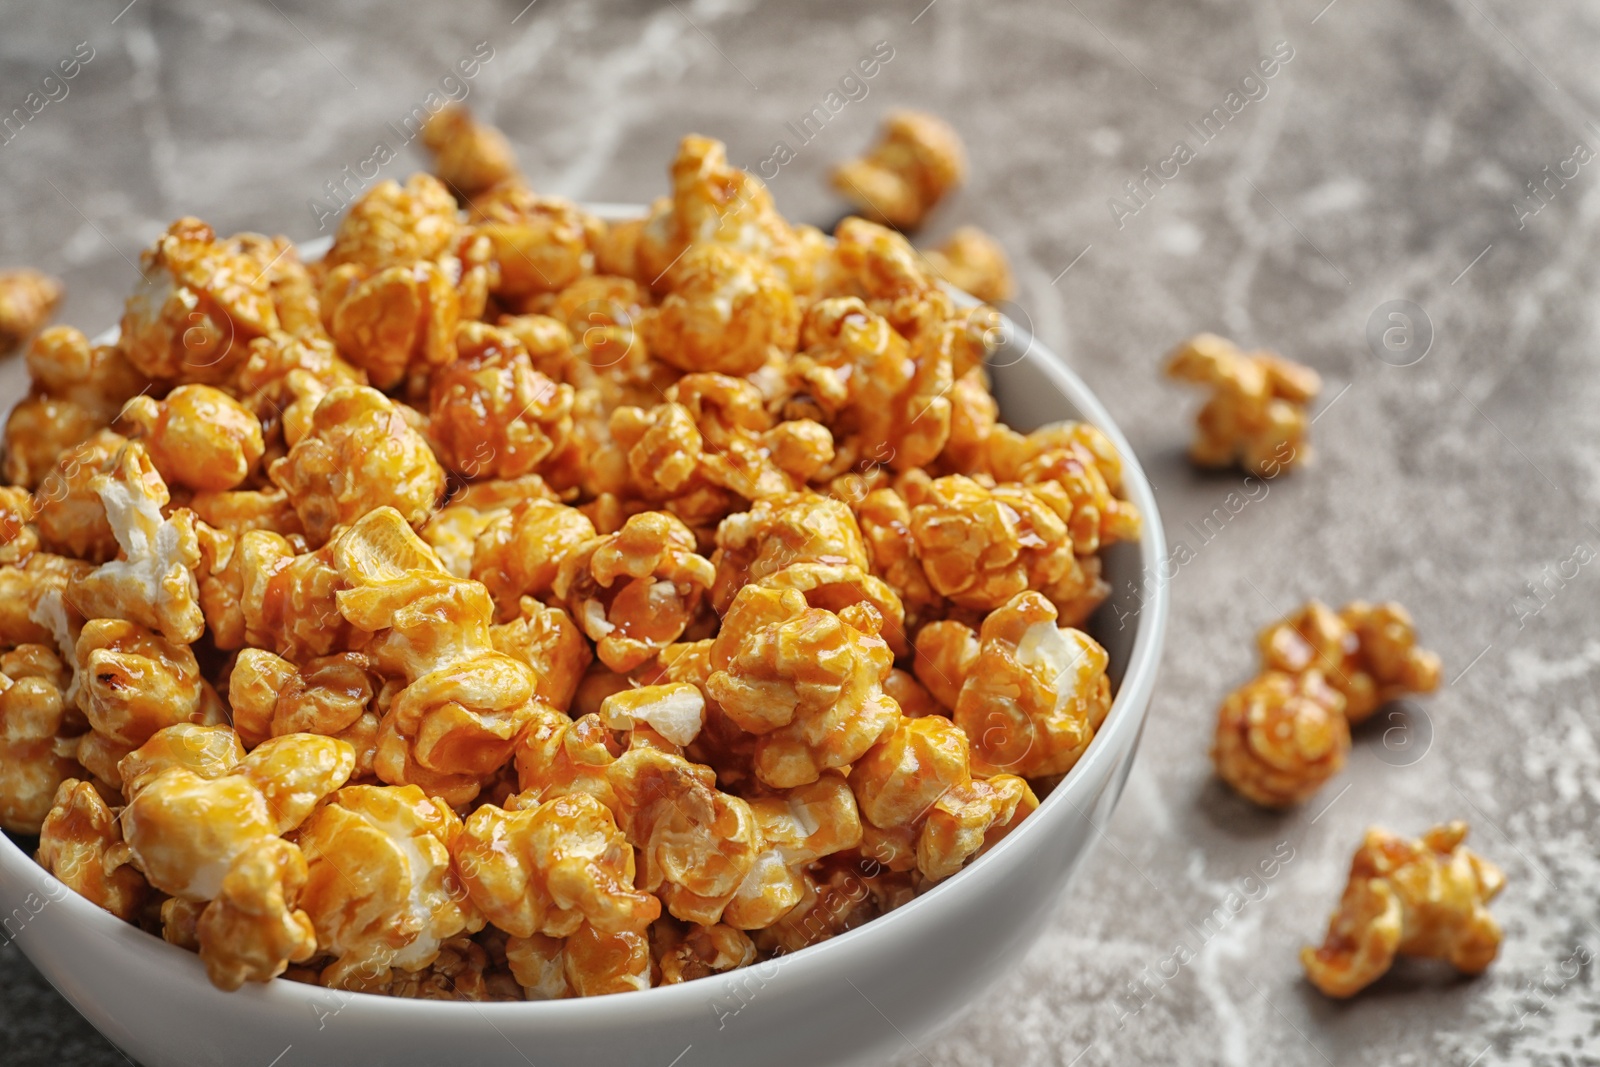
left=2, top=1, right=1597, bottom=1064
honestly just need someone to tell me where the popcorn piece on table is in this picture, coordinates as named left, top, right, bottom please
left=1258, top=599, right=1442, bottom=723
left=268, top=385, right=446, bottom=545
left=420, top=104, right=520, bottom=200
left=1302, top=822, right=1505, bottom=997
left=121, top=385, right=265, bottom=492
left=922, top=225, right=1014, bottom=304
left=36, top=778, right=148, bottom=921
left=706, top=584, right=900, bottom=790
left=554, top=511, right=715, bottom=674
left=296, top=783, right=480, bottom=989
left=0, top=268, right=63, bottom=351
left=1212, top=669, right=1350, bottom=808
left=831, top=110, right=967, bottom=232
left=1165, top=332, right=1321, bottom=478
left=0, top=644, right=79, bottom=833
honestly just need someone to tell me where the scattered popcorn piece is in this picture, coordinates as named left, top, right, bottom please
left=1165, top=332, right=1321, bottom=477
left=1212, top=669, right=1350, bottom=807
left=1259, top=599, right=1442, bottom=723
left=1302, top=822, right=1505, bottom=997
left=922, top=226, right=1014, bottom=303
left=831, top=110, right=967, bottom=231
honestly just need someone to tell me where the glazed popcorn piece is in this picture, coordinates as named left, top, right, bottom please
left=36, top=778, right=148, bottom=921
left=0, top=268, right=63, bottom=350
left=831, top=110, right=967, bottom=232
left=196, top=836, right=318, bottom=990
left=724, top=771, right=864, bottom=928
left=1212, top=669, right=1350, bottom=808
left=121, top=385, right=265, bottom=492
left=922, top=225, right=1014, bottom=303
left=707, top=584, right=901, bottom=789
left=598, top=683, right=705, bottom=747
left=73, top=619, right=214, bottom=785
left=0, top=644, right=78, bottom=833
left=507, top=923, right=652, bottom=998
left=986, top=422, right=1142, bottom=555
left=420, top=104, right=519, bottom=200
left=454, top=791, right=660, bottom=938
left=555, top=511, right=715, bottom=673
left=197, top=528, right=355, bottom=660
left=850, top=713, right=1033, bottom=880
left=489, top=597, right=592, bottom=712
left=647, top=245, right=800, bottom=376
left=652, top=920, right=756, bottom=984
left=322, top=258, right=461, bottom=391
left=709, top=494, right=876, bottom=612
left=269, top=385, right=446, bottom=544
left=1165, top=332, right=1321, bottom=477
left=1259, top=599, right=1442, bottom=724
left=1302, top=822, right=1505, bottom=997
left=466, top=184, right=600, bottom=301
left=941, top=592, right=1112, bottom=778
left=326, top=174, right=460, bottom=275
left=4, top=327, right=147, bottom=489
left=119, top=218, right=280, bottom=382
left=68, top=443, right=206, bottom=645
left=428, top=322, right=574, bottom=479
left=31, top=430, right=129, bottom=564
left=472, top=499, right=597, bottom=618
left=417, top=473, right=559, bottom=578
left=296, top=783, right=481, bottom=988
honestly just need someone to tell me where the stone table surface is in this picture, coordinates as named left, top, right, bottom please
left=2, top=0, right=1598, bottom=1064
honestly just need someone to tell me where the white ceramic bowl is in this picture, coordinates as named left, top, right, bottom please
left=0, top=222, right=1168, bottom=1067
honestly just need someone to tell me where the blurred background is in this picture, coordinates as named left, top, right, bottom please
left=3, top=1, right=1598, bottom=1064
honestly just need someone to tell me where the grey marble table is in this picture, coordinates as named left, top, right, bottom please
left=2, top=1, right=1597, bottom=1064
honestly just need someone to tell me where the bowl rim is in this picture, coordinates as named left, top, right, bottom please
left=1, top=208, right=1170, bottom=1022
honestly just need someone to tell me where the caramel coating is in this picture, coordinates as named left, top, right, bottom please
left=1212, top=670, right=1350, bottom=808
left=429, top=322, right=573, bottom=479
left=648, top=245, right=799, bottom=376
left=707, top=585, right=900, bottom=789
left=0, top=268, right=63, bottom=350
left=4, top=327, right=146, bottom=489
left=121, top=385, right=265, bottom=492
left=0, top=644, right=77, bottom=833
left=1259, top=599, right=1442, bottom=724
left=832, top=110, right=967, bottom=231
left=326, top=174, right=460, bottom=275
left=1165, top=332, right=1321, bottom=477
left=196, top=836, right=318, bottom=990
left=923, top=226, right=1014, bottom=303
left=421, top=105, right=520, bottom=199
left=269, top=385, right=446, bottom=544
left=986, top=422, right=1142, bottom=556
left=472, top=500, right=596, bottom=619
left=36, top=778, right=148, bottom=921
left=1302, top=822, right=1505, bottom=997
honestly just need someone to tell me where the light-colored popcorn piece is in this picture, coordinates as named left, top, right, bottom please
left=0, top=268, right=63, bottom=351
left=636, top=135, right=825, bottom=296
left=196, top=836, right=318, bottom=990
left=118, top=218, right=281, bottom=382
left=922, top=225, right=1013, bottom=303
left=472, top=499, right=596, bottom=618
left=69, top=443, right=206, bottom=645
left=647, top=245, right=799, bottom=376
left=1259, top=599, right=1442, bottom=724
left=120, top=728, right=352, bottom=904
left=297, top=783, right=481, bottom=988
left=1165, top=332, right=1321, bottom=477
left=454, top=791, right=660, bottom=938
left=722, top=771, right=863, bottom=929
left=943, top=592, right=1112, bottom=779
left=36, top=778, right=148, bottom=921
left=0, top=644, right=78, bottom=833
left=831, top=110, right=967, bottom=231
left=651, top=920, right=756, bottom=984
left=706, top=585, right=900, bottom=789
left=269, top=385, right=447, bottom=544
left=1302, top=822, right=1505, bottom=998
left=420, top=104, right=520, bottom=199
left=1212, top=669, right=1350, bottom=808
left=121, top=385, right=265, bottom=492
left=555, top=511, right=715, bottom=674
left=598, top=683, right=705, bottom=747
left=428, top=322, right=573, bottom=479
left=326, top=174, right=461, bottom=275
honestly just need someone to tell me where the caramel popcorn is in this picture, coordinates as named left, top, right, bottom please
left=1165, top=332, right=1321, bottom=477
left=1302, top=822, right=1505, bottom=997
left=9, top=122, right=1142, bottom=998
left=832, top=110, right=967, bottom=231
left=922, top=226, right=1014, bottom=304
left=420, top=105, right=520, bottom=200
left=1212, top=670, right=1350, bottom=808
left=0, top=268, right=63, bottom=351
left=1259, top=600, right=1442, bottom=724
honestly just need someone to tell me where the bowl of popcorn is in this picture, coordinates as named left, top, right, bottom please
left=0, top=110, right=1166, bottom=1067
